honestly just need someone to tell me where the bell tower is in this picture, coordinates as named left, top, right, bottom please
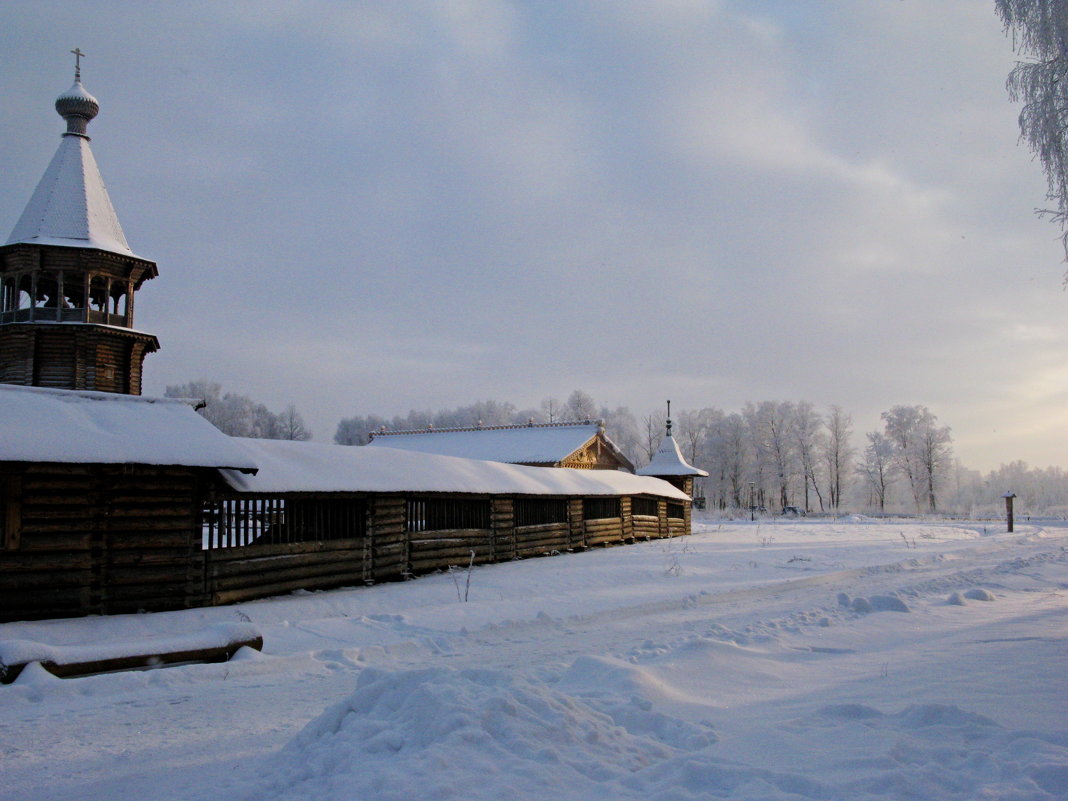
left=0, top=52, right=159, bottom=395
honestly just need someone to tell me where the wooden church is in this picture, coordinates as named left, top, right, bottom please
left=0, top=59, right=697, bottom=623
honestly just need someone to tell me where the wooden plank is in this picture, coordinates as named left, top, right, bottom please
left=208, top=548, right=364, bottom=578
left=2, top=569, right=92, bottom=589
left=514, top=536, right=570, bottom=551
left=104, top=565, right=198, bottom=585
left=515, top=522, right=569, bottom=535
left=211, top=560, right=364, bottom=592
left=0, top=590, right=87, bottom=623
left=409, top=545, right=489, bottom=559
left=105, top=546, right=197, bottom=574
left=213, top=573, right=364, bottom=606
left=0, top=552, right=90, bottom=571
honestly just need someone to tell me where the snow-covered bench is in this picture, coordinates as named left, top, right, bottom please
left=0, top=622, right=262, bottom=684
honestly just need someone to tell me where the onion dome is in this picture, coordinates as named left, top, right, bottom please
left=55, top=78, right=100, bottom=137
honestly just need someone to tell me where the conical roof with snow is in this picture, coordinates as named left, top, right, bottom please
left=6, top=76, right=136, bottom=258
left=636, top=430, right=708, bottom=477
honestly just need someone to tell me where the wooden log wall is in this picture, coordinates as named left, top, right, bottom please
left=2, top=478, right=693, bottom=622
left=513, top=522, right=570, bottom=557
left=0, top=326, right=151, bottom=395
left=205, top=539, right=365, bottom=606
left=620, top=496, right=634, bottom=543
left=368, top=496, right=406, bottom=581
left=584, top=516, right=625, bottom=547
left=491, top=498, right=515, bottom=561
left=0, top=463, right=206, bottom=622
left=631, top=514, right=662, bottom=540
left=407, top=528, right=494, bottom=573
left=567, top=498, right=585, bottom=551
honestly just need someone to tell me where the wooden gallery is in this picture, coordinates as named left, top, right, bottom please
left=0, top=67, right=705, bottom=624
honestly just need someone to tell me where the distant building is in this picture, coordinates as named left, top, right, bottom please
left=367, top=420, right=635, bottom=471
left=0, top=60, right=158, bottom=394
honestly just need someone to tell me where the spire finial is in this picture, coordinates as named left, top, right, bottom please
left=71, top=48, right=86, bottom=80
left=666, top=400, right=672, bottom=436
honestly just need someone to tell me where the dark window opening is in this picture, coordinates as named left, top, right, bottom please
left=406, top=497, right=490, bottom=533
left=514, top=498, right=568, bottom=527
left=583, top=497, right=621, bottom=521
left=631, top=497, right=659, bottom=517
left=202, top=496, right=367, bottom=549
left=667, top=502, right=685, bottom=520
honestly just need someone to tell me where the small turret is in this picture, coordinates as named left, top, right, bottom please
left=637, top=400, right=709, bottom=493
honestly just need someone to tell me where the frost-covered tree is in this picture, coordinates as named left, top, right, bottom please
left=881, top=405, right=952, bottom=512
left=164, top=380, right=306, bottom=440
left=881, top=405, right=924, bottom=509
left=860, top=431, right=894, bottom=511
left=745, top=401, right=796, bottom=511
left=277, top=404, right=311, bottom=441
left=697, top=410, right=730, bottom=509
left=720, top=413, right=750, bottom=509
left=541, top=396, right=564, bottom=423
left=793, top=401, right=825, bottom=512
left=334, top=414, right=390, bottom=445
left=599, top=404, right=642, bottom=468
left=916, top=416, right=954, bottom=512
left=640, top=409, right=667, bottom=463
left=996, top=0, right=1068, bottom=265
left=565, top=389, right=598, bottom=422
left=823, top=405, right=854, bottom=511
left=677, top=407, right=724, bottom=466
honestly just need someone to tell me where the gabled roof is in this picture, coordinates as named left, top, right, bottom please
left=6, top=77, right=138, bottom=259
left=0, top=385, right=257, bottom=471
left=366, top=422, right=632, bottom=469
left=223, top=439, right=688, bottom=500
left=637, top=432, right=708, bottom=477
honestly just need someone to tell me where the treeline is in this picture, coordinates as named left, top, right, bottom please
left=167, top=380, right=1068, bottom=515
left=336, top=391, right=1068, bottom=516
left=164, top=380, right=310, bottom=441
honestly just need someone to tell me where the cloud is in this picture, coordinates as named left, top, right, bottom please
left=1, top=1, right=1065, bottom=468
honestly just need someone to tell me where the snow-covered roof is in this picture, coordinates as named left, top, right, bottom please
left=6, top=79, right=139, bottom=259
left=0, top=384, right=258, bottom=471
left=366, top=422, right=629, bottom=467
left=223, top=439, right=688, bottom=500
left=636, top=432, right=708, bottom=477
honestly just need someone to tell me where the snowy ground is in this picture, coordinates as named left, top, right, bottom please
left=2, top=516, right=1067, bottom=800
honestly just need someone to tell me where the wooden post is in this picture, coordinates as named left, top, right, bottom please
left=1003, top=492, right=1016, bottom=533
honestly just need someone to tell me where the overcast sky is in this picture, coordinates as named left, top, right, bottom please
left=2, top=1, right=1065, bottom=472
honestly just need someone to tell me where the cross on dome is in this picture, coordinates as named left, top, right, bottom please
left=71, top=47, right=86, bottom=79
